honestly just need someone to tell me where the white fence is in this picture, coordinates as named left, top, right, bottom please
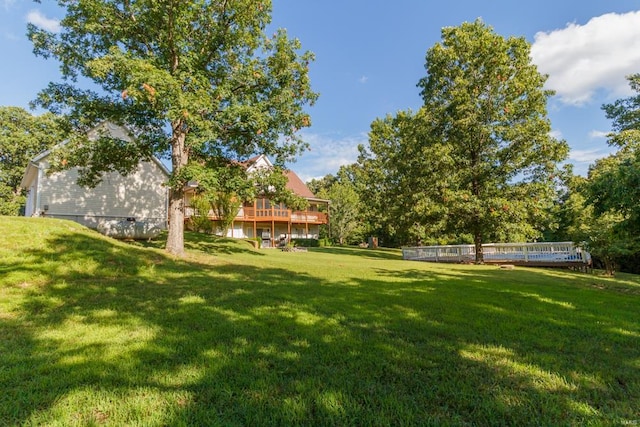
left=402, top=242, right=591, bottom=266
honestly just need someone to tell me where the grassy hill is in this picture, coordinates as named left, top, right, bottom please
left=1, top=216, right=639, bottom=426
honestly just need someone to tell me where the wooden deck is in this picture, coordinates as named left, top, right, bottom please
left=185, top=206, right=328, bottom=224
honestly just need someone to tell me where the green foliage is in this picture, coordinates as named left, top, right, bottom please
left=318, top=237, right=332, bottom=247
left=546, top=165, right=635, bottom=276
left=359, top=20, right=568, bottom=257
left=187, top=194, right=215, bottom=234
left=358, top=110, right=447, bottom=246
left=578, top=75, right=640, bottom=274
left=583, top=212, right=628, bottom=276
left=253, top=166, right=308, bottom=211
left=28, top=0, right=317, bottom=255
left=307, top=173, right=337, bottom=196
left=602, top=74, right=640, bottom=135
left=183, top=157, right=254, bottom=236
left=315, top=167, right=365, bottom=245
left=326, top=181, right=362, bottom=245
left=291, top=238, right=319, bottom=247
left=583, top=143, right=640, bottom=275
left=0, top=107, right=67, bottom=215
left=543, top=166, right=586, bottom=243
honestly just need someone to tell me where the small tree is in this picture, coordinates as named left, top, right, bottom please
left=318, top=181, right=360, bottom=245
left=29, top=0, right=317, bottom=256
left=185, top=156, right=306, bottom=237
left=187, top=194, right=215, bottom=234
left=184, top=158, right=255, bottom=236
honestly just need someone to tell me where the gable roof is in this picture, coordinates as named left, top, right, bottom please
left=285, top=170, right=316, bottom=199
left=241, top=154, right=326, bottom=201
left=20, top=122, right=170, bottom=189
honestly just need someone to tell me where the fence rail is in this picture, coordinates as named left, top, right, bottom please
left=402, top=242, right=591, bottom=267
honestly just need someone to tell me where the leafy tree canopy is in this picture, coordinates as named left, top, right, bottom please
left=29, top=0, right=317, bottom=255
left=583, top=146, right=640, bottom=272
left=312, top=165, right=366, bottom=245
left=583, top=74, right=640, bottom=260
left=0, top=107, right=67, bottom=215
left=359, top=21, right=568, bottom=255
left=415, top=19, right=568, bottom=261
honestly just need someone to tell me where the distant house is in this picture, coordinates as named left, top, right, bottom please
left=20, top=122, right=170, bottom=230
left=184, top=155, right=329, bottom=247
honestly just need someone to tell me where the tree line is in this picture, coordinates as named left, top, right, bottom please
left=309, top=21, right=640, bottom=275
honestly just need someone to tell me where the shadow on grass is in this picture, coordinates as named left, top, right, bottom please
left=1, top=223, right=639, bottom=425
left=133, top=231, right=265, bottom=257
left=313, top=245, right=403, bottom=260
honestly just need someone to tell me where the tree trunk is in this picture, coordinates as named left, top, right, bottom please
left=470, top=156, right=484, bottom=264
left=474, top=231, right=484, bottom=264
left=165, top=123, right=188, bottom=256
left=604, top=257, right=616, bottom=277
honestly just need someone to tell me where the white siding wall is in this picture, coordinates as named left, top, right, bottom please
left=24, top=183, right=37, bottom=217
left=35, top=159, right=168, bottom=228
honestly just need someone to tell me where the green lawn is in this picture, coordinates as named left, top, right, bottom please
left=1, top=216, right=639, bottom=426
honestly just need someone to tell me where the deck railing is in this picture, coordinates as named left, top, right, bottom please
left=185, top=206, right=327, bottom=224
left=402, top=242, right=591, bottom=266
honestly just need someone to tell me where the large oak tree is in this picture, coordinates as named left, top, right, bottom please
left=359, top=20, right=568, bottom=261
left=29, top=0, right=317, bottom=255
left=416, top=20, right=568, bottom=262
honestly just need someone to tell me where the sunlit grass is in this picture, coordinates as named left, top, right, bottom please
left=1, top=216, right=639, bottom=426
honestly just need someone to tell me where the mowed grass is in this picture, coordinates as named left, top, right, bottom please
left=1, top=217, right=639, bottom=426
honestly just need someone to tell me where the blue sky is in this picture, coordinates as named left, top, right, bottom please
left=2, top=1, right=640, bottom=181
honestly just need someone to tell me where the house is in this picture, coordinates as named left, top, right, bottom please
left=20, top=122, right=170, bottom=231
left=184, top=155, right=329, bottom=247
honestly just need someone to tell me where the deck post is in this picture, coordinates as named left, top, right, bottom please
left=524, top=245, right=528, bottom=262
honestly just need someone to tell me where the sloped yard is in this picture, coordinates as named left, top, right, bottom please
left=1, top=217, right=639, bottom=426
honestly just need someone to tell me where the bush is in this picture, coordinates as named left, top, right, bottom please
left=291, top=238, right=319, bottom=247
left=319, top=238, right=331, bottom=247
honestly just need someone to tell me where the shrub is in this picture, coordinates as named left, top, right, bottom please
left=291, top=238, right=319, bottom=247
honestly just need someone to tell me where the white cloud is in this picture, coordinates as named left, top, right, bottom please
left=289, top=131, right=365, bottom=182
left=358, top=75, right=369, bottom=84
left=589, top=130, right=609, bottom=139
left=549, top=129, right=563, bottom=140
left=531, top=11, right=640, bottom=105
left=569, top=148, right=610, bottom=163
left=26, top=9, right=61, bottom=33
